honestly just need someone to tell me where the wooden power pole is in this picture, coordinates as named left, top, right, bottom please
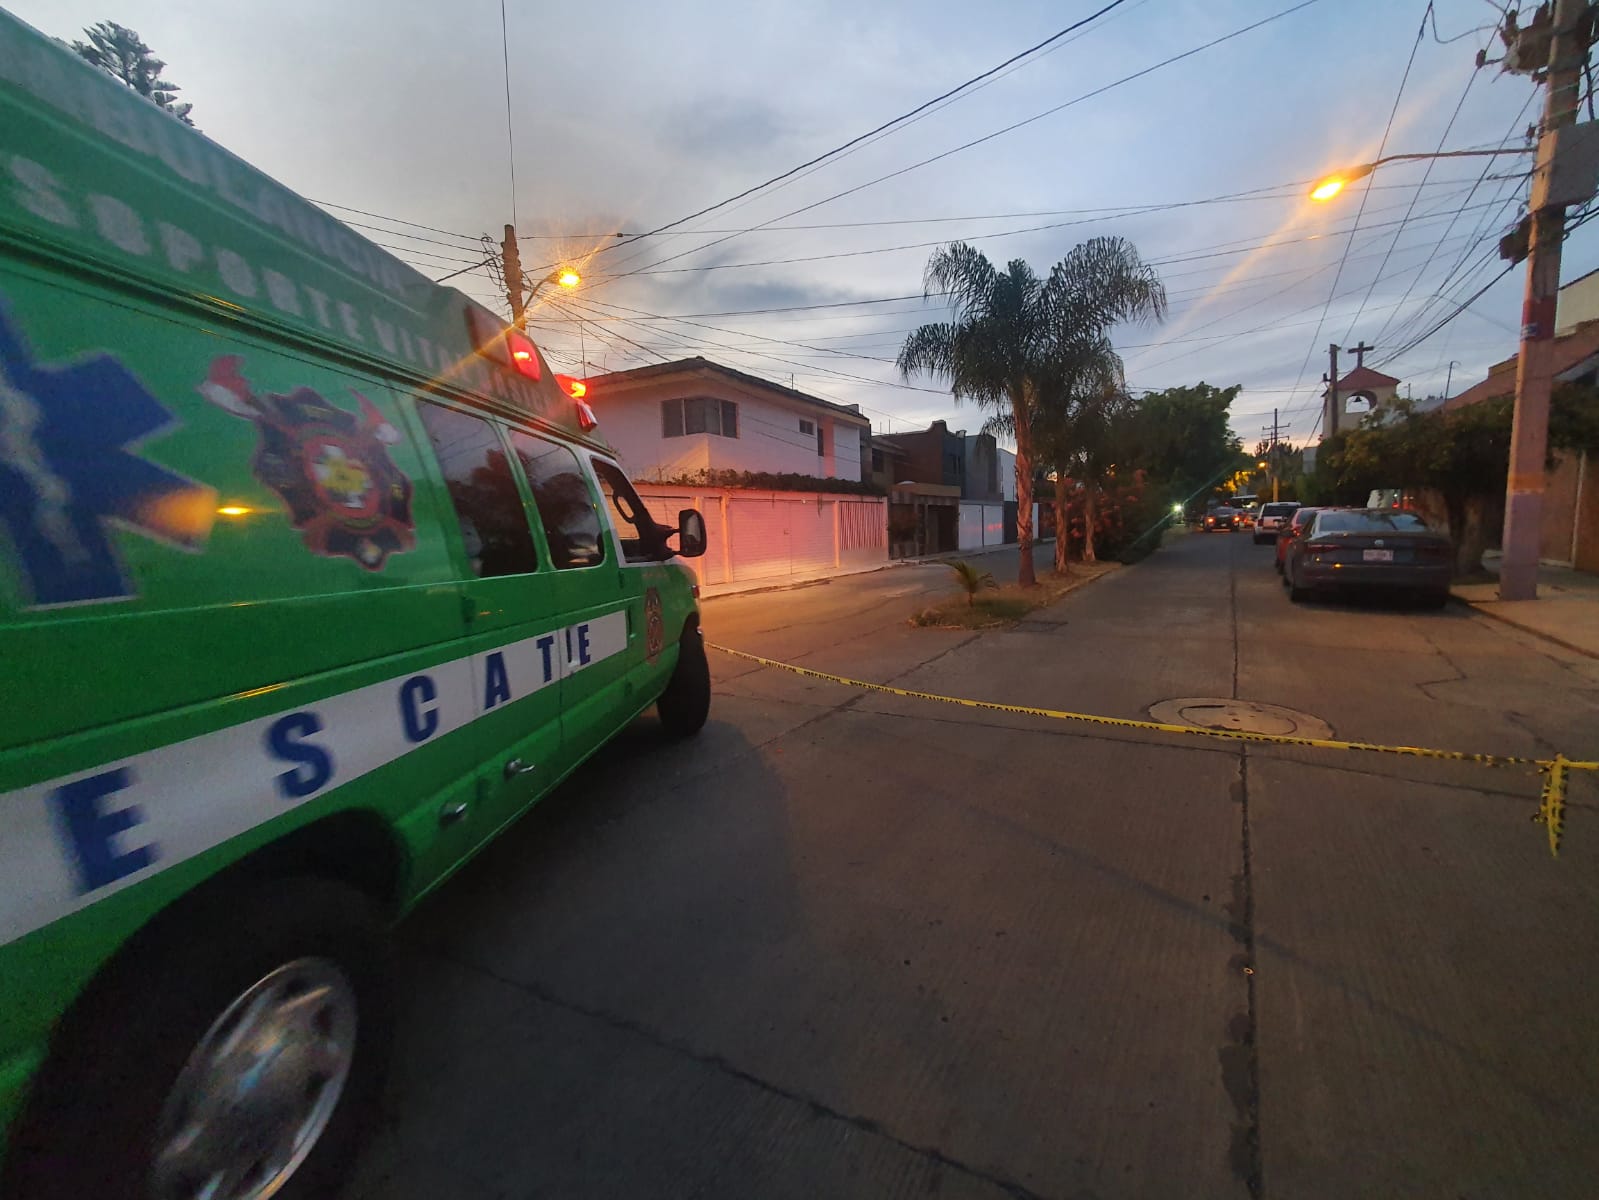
left=1501, top=0, right=1591, bottom=600
left=501, top=224, right=527, bottom=329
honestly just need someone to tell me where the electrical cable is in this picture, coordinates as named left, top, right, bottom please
left=499, top=0, right=518, bottom=230
left=308, top=200, right=479, bottom=243
left=1341, top=53, right=1479, bottom=341
left=591, top=0, right=1325, bottom=284
left=1369, top=89, right=1537, bottom=349
left=594, top=0, right=1133, bottom=252
left=1278, top=0, right=1428, bottom=420
left=601, top=193, right=1503, bottom=279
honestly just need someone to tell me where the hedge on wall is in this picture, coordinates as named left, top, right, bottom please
left=639, top=468, right=885, bottom=496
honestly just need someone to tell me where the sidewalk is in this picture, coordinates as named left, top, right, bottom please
left=699, top=539, right=1052, bottom=600
left=1451, top=552, right=1599, bottom=658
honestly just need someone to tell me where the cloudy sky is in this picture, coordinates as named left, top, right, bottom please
left=17, top=0, right=1588, bottom=447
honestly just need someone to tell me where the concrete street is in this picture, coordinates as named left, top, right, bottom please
left=345, top=531, right=1599, bottom=1200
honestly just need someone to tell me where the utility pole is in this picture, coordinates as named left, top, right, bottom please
left=501, top=224, right=526, bottom=329
left=1271, top=408, right=1281, bottom=501
left=1326, top=343, right=1341, bottom=437
left=1500, top=0, right=1589, bottom=601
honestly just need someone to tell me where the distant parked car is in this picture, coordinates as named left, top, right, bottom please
left=1204, top=507, right=1238, bottom=531
left=1275, top=506, right=1320, bottom=572
left=1283, top=508, right=1453, bottom=607
left=1253, top=500, right=1302, bottom=545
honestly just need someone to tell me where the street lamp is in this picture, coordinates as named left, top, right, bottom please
left=1308, top=148, right=1533, bottom=201
left=532, top=267, right=581, bottom=295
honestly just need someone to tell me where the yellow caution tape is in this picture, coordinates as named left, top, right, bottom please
left=1538, top=756, right=1569, bottom=858
left=709, top=643, right=1597, bottom=856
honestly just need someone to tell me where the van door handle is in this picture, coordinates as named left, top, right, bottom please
left=503, top=758, right=537, bottom=780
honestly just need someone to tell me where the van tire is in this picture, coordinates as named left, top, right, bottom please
left=2, top=878, right=392, bottom=1200
left=657, top=626, right=711, bottom=738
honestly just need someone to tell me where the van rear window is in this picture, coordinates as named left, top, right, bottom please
left=416, top=403, right=539, bottom=577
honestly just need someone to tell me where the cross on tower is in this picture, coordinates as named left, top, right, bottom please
left=1348, top=341, right=1374, bottom=369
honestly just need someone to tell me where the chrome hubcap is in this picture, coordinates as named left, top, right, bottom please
left=150, top=958, right=357, bottom=1200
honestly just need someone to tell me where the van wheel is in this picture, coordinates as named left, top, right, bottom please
left=657, top=625, right=711, bottom=738
left=3, top=879, right=392, bottom=1200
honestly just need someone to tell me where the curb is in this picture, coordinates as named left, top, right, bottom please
left=1452, top=596, right=1599, bottom=661
left=701, top=540, right=1059, bottom=602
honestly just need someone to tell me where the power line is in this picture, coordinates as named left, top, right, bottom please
left=1369, top=89, right=1537, bottom=349
left=1342, top=48, right=1479, bottom=340
left=500, top=0, right=518, bottom=230
left=1279, top=0, right=1428, bottom=422
left=597, top=191, right=1501, bottom=279
left=597, top=0, right=1133, bottom=251
left=309, top=200, right=479, bottom=243
left=595, top=0, right=1326, bottom=284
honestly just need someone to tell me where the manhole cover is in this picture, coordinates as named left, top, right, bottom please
left=1147, top=697, right=1333, bottom=740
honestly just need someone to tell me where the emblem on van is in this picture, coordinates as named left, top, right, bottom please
left=644, top=587, right=665, bottom=664
left=0, top=304, right=216, bottom=607
left=201, top=357, right=415, bottom=570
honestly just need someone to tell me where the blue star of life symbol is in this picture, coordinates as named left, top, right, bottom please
left=0, top=304, right=215, bottom=607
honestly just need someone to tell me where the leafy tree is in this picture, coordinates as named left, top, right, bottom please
left=73, top=21, right=195, bottom=126
left=945, top=559, right=998, bottom=607
left=1118, top=382, right=1245, bottom=506
left=1319, top=385, right=1599, bottom=575
left=898, top=238, right=1165, bottom=586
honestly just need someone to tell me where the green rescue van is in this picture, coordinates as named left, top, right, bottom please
left=0, top=11, right=712, bottom=1197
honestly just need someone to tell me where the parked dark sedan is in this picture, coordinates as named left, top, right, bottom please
left=1283, top=508, right=1453, bottom=606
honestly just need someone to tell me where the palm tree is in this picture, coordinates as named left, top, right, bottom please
left=992, top=332, right=1126, bottom=574
left=945, top=559, right=998, bottom=607
left=898, top=238, right=1165, bottom=586
left=1065, top=385, right=1141, bottom=563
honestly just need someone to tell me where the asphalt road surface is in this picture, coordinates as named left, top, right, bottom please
left=344, top=531, right=1599, bottom=1200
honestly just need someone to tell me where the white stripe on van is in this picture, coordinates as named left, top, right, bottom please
left=0, top=609, right=628, bottom=946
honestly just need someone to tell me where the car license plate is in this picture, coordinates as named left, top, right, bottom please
left=1363, top=548, right=1394, bottom=562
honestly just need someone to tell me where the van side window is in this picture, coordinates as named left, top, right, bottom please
left=508, top=431, right=605, bottom=569
left=591, top=458, right=667, bottom=564
left=416, top=403, right=539, bottom=577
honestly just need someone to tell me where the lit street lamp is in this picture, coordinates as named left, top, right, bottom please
left=538, top=268, right=581, bottom=294
left=1309, top=148, right=1533, bottom=202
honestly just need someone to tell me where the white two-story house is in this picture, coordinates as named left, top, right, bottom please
left=582, top=357, right=870, bottom=483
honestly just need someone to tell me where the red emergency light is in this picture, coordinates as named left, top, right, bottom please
left=506, top=330, right=541, bottom=380
left=465, top=305, right=541, bottom=379
left=554, top=374, right=588, bottom=399
left=575, top=399, right=598, bottom=432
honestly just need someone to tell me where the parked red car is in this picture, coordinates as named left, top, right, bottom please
left=1274, top=507, right=1320, bottom=572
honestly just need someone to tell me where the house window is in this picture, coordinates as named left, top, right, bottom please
left=799, top=418, right=815, bottom=436
left=816, top=424, right=825, bottom=456
left=662, top=396, right=738, bottom=438
left=871, top=449, right=884, bottom=471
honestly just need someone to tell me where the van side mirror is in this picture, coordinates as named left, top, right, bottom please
left=674, top=508, right=707, bottom=558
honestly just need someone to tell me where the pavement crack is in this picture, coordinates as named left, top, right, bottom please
left=1229, top=538, right=1241, bottom=701
left=1227, top=750, right=1265, bottom=1200
left=427, top=947, right=1051, bottom=1200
